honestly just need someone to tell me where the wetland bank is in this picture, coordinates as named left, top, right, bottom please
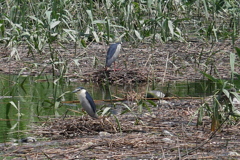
left=1, top=0, right=240, bottom=159
left=1, top=40, right=240, bottom=159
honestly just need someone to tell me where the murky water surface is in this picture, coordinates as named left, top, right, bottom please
left=0, top=74, right=219, bottom=143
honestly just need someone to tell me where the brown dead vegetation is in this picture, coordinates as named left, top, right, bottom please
left=2, top=99, right=240, bottom=159
left=1, top=41, right=240, bottom=159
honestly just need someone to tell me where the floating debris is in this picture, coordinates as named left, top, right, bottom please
left=146, top=90, right=165, bottom=98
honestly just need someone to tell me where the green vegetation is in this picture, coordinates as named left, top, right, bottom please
left=0, top=0, right=240, bottom=140
left=198, top=47, right=240, bottom=131
left=1, top=1, right=240, bottom=159
left=1, top=0, right=239, bottom=50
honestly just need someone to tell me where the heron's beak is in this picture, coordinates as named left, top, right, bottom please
left=72, top=89, right=79, bottom=93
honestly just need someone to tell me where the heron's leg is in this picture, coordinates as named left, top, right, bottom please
left=113, top=62, right=121, bottom=71
left=114, top=62, right=116, bottom=71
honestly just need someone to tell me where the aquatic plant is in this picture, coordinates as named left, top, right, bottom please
left=198, top=47, right=240, bottom=131
left=1, top=0, right=239, bottom=49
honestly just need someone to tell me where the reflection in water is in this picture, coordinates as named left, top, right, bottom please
left=0, top=74, right=217, bottom=143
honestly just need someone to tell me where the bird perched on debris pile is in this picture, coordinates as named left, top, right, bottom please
left=105, top=42, right=122, bottom=71
left=72, top=87, right=98, bottom=119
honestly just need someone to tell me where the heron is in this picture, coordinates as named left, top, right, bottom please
left=105, top=42, right=122, bottom=71
left=72, top=87, right=98, bottom=119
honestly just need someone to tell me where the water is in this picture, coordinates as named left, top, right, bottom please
left=0, top=74, right=219, bottom=143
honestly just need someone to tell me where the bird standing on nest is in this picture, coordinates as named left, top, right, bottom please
left=72, top=87, right=98, bottom=119
left=105, top=42, right=122, bottom=71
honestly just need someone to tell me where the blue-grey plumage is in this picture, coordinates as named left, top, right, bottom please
left=105, top=42, right=122, bottom=69
left=72, top=87, right=98, bottom=119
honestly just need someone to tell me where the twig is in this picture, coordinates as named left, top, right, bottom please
left=178, top=114, right=229, bottom=159
left=144, top=53, right=152, bottom=67
left=61, top=97, right=202, bottom=104
left=42, top=150, right=53, bottom=160
left=162, top=52, right=169, bottom=84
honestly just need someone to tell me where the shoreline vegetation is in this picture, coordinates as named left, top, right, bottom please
left=1, top=0, right=240, bottom=159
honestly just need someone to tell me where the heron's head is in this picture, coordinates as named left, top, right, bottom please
left=115, top=42, right=122, bottom=45
left=72, top=87, right=85, bottom=94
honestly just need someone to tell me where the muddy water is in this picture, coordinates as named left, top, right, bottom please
left=0, top=73, right=215, bottom=143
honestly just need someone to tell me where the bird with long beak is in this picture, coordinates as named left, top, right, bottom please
left=72, top=87, right=98, bottom=119
left=105, top=42, right=122, bottom=71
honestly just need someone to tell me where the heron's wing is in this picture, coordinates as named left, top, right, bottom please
left=106, top=43, right=119, bottom=59
left=85, top=92, right=97, bottom=113
left=106, top=43, right=121, bottom=67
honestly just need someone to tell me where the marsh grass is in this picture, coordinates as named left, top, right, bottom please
left=198, top=48, right=240, bottom=131
left=1, top=0, right=239, bottom=81
left=1, top=0, right=240, bottom=134
left=1, top=0, right=239, bottom=48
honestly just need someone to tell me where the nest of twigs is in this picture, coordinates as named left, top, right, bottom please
left=39, top=117, right=115, bottom=139
left=83, top=68, right=153, bottom=84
